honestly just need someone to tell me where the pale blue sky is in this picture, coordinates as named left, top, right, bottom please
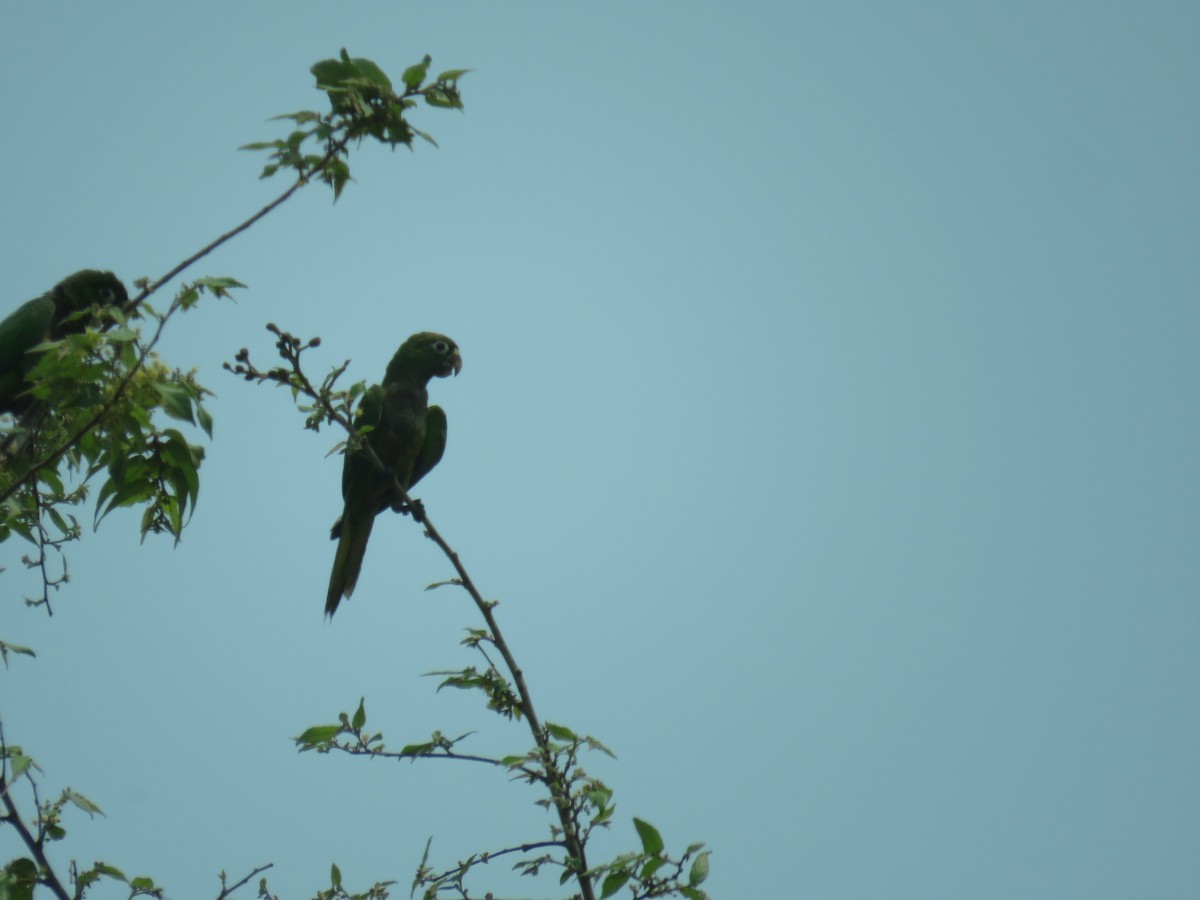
left=3, top=3, right=1198, bottom=898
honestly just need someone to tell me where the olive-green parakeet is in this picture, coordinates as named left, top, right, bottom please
left=326, top=332, right=462, bottom=618
left=0, top=270, right=128, bottom=415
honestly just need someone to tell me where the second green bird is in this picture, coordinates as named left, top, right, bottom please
left=0, top=269, right=128, bottom=415
left=325, top=332, right=462, bottom=618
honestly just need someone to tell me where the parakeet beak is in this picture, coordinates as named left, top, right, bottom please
left=449, top=351, right=463, bottom=377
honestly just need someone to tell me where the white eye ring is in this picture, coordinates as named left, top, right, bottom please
left=99, top=288, right=116, bottom=302
left=433, top=341, right=450, bottom=354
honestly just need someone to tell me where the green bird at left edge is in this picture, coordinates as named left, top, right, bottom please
left=0, top=269, right=129, bottom=415
left=326, top=332, right=463, bottom=618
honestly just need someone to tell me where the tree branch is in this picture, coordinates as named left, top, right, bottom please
left=230, top=329, right=596, bottom=900
left=215, top=863, right=274, bottom=900
left=0, top=723, right=72, bottom=900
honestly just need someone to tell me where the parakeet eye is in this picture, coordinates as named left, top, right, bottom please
left=98, top=288, right=116, bottom=302
left=432, top=341, right=451, bottom=354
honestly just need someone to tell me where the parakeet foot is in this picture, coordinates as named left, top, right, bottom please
left=402, top=497, right=427, bottom=522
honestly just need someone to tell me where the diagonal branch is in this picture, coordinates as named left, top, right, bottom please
left=229, top=330, right=596, bottom=900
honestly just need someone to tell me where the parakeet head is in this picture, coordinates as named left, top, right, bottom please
left=53, top=270, right=128, bottom=315
left=389, top=332, right=462, bottom=381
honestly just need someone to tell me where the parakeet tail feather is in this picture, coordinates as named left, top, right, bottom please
left=325, top=513, right=375, bottom=618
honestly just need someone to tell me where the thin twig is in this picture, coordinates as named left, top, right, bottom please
left=423, top=839, right=564, bottom=887
left=216, top=863, right=274, bottom=900
left=29, top=483, right=55, bottom=616
left=332, top=744, right=509, bottom=767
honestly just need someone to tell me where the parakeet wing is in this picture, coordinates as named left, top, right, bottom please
left=341, top=383, right=384, bottom=498
left=0, top=297, right=55, bottom=412
left=409, top=405, right=447, bottom=490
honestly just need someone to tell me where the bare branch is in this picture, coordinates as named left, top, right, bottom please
left=216, top=863, right=274, bottom=900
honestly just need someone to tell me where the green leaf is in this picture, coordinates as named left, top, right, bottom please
left=599, top=870, right=631, bottom=899
left=66, top=789, right=104, bottom=817
left=545, top=722, right=577, bottom=742
left=633, top=818, right=664, bottom=856
left=398, top=741, right=437, bottom=756
left=312, top=56, right=357, bottom=88
left=95, top=863, right=126, bottom=881
left=38, top=466, right=64, bottom=495
left=436, top=68, right=472, bottom=82
left=195, top=275, right=247, bottom=299
left=586, top=735, right=618, bottom=758
left=689, top=851, right=711, bottom=886
left=106, top=327, right=138, bottom=343
left=330, top=863, right=342, bottom=888
left=46, top=505, right=71, bottom=536
left=424, top=89, right=459, bottom=110
left=295, top=725, right=342, bottom=749
left=0, top=642, right=37, bottom=667
left=93, top=474, right=121, bottom=521
left=129, top=876, right=156, bottom=891
left=323, top=157, right=351, bottom=201
left=402, top=54, right=432, bottom=89
left=351, top=698, right=367, bottom=731
left=410, top=126, right=439, bottom=148
left=351, top=57, right=392, bottom=92
left=588, top=786, right=613, bottom=809
left=94, top=477, right=154, bottom=529
left=8, top=751, right=34, bottom=778
left=640, top=856, right=667, bottom=879
left=196, top=401, right=214, bottom=438
left=156, top=384, right=196, bottom=424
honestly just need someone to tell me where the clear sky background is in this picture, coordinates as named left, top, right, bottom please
left=2, top=2, right=1198, bottom=898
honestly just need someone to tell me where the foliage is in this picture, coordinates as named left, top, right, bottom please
left=2, top=49, right=709, bottom=900
left=0, top=281, right=228, bottom=611
left=243, top=49, right=468, bottom=202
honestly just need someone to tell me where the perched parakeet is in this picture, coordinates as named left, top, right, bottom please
left=326, top=332, right=462, bottom=618
left=0, top=270, right=128, bottom=415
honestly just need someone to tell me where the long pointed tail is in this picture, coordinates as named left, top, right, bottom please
left=325, top=513, right=375, bottom=618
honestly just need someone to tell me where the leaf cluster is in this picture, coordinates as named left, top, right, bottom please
left=0, top=735, right=169, bottom=900
left=0, top=279, right=238, bottom=609
left=589, top=819, right=711, bottom=900
left=291, top=696, right=709, bottom=900
left=243, top=49, right=468, bottom=200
